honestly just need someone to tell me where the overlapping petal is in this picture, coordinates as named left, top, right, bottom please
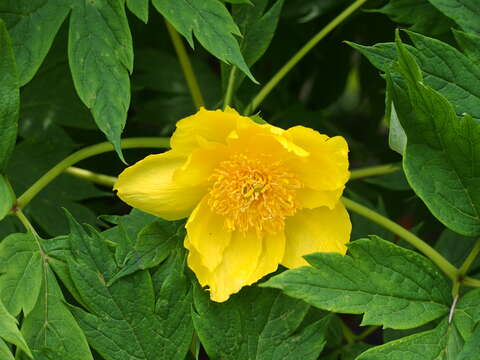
left=185, top=227, right=285, bottom=302
left=282, top=202, right=351, bottom=268
left=170, top=107, right=253, bottom=155
left=173, top=143, right=230, bottom=186
left=285, top=126, right=350, bottom=191
left=114, top=151, right=206, bottom=220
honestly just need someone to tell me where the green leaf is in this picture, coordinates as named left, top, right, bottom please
left=222, top=0, right=253, bottom=4
left=373, top=0, right=453, bottom=36
left=324, top=342, right=372, bottom=360
left=263, top=236, right=451, bottom=330
left=388, top=103, right=407, bottom=155
left=0, top=233, right=42, bottom=317
left=0, top=298, right=32, bottom=358
left=193, top=285, right=329, bottom=360
left=126, top=0, right=149, bottom=23
left=66, top=213, right=193, bottom=360
left=108, top=219, right=185, bottom=284
left=69, top=0, right=133, bottom=161
left=453, top=29, right=480, bottom=67
left=452, top=289, right=480, bottom=339
left=233, top=0, right=284, bottom=67
left=351, top=32, right=480, bottom=123
left=223, top=0, right=284, bottom=93
left=357, top=318, right=463, bottom=360
left=19, top=267, right=93, bottom=360
left=457, top=323, right=480, bottom=360
left=428, top=0, right=480, bottom=34
left=0, top=340, right=14, bottom=360
left=392, top=35, right=480, bottom=236
left=0, top=175, right=14, bottom=220
left=152, top=0, right=256, bottom=83
left=0, top=20, right=18, bottom=171
left=0, top=0, right=70, bottom=85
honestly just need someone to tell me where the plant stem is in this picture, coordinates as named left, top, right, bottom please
left=16, top=209, right=40, bottom=239
left=459, top=238, right=480, bottom=276
left=223, top=66, right=238, bottom=109
left=340, top=320, right=355, bottom=344
left=349, top=163, right=401, bottom=180
left=244, top=0, right=367, bottom=115
left=17, top=137, right=170, bottom=209
left=165, top=20, right=205, bottom=109
left=341, top=196, right=458, bottom=281
left=462, top=276, right=480, bottom=287
left=65, top=167, right=117, bottom=188
left=356, top=326, right=381, bottom=341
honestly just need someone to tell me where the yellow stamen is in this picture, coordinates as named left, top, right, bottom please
left=207, top=153, right=302, bottom=234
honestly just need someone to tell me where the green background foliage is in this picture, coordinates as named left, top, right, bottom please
left=1, top=0, right=480, bottom=359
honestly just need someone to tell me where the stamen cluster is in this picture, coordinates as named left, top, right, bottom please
left=207, top=153, right=302, bottom=234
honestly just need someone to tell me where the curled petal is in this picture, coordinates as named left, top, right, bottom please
left=114, top=151, right=206, bottom=220
left=173, top=144, right=230, bottom=186
left=282, top=202, right=351, bottom=269
left=228, top=122, right=309, bottom=159
left=170, top=107, right=253, bottom=155
left=285, top=126, right=350, bottom=191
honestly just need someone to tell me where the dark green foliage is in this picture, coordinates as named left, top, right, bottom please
left=0, top=1, right=479, bottom=359
left=193, top=285, right=330, bottom=360
left=264, top=237, right=451, bottom=329
left=0, top=20, right=18, bottom=172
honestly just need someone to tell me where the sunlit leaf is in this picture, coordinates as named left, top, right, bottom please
left=263, top=236, right=451, bottom=329
left=0, top=233, right=42, bottom=317
left=0, top=20, right=18, bottom=171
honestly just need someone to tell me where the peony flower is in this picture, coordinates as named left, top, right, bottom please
left=114, top=107, right=351, bottom=302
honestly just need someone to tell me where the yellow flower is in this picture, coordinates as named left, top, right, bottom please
left=114, top=107, right=351, bottom=302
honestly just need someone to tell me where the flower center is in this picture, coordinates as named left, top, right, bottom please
left=207, top=153, right=302, bottom=234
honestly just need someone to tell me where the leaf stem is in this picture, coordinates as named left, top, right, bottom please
left=356, top=325, right=381, bottom=341
left=64, top=166, right=117, bottom=188
left=349, top=163, right=401, bottom=180
left=459, top=238, right=480, bottom=276
left=223, top=66, right=238, bottom=108
left=165, top=20, right=205, bottom=109
left=341, top=196, right=458, bottom=281
left=16, top=137, right=170, bottom=209
left=244, top=0, right=367, bottom=115
left=15, top=209, right=40, bottom=239
left=462, top=276, right=480, bottom=287
left=340, top=320, right=355, bottom=344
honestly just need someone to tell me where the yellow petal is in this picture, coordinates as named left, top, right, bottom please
left=173, top=143, right=230, bottom=186
left=228, top=122, right=309, bottom=159
left=296, top=186, right=345, bottom=210
left=285, top=126, right=349, bottom=191
left=170, top=107, right=254, bottom=155
left=186, top=229, right=266, bottom=302
left=247, top=231, right=285, bottom=284
left=186, top=198, right=232, bottom=271
left=114, top=151, right=206, bottom=220
left=282, top=201, right=351, bottom=268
